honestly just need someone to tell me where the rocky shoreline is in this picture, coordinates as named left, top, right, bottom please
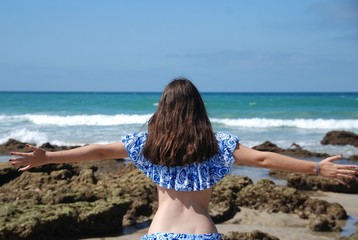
left=1, top=130, right=357, bottom=240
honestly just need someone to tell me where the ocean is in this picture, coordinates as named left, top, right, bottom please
left=1, top=91, right=358, bottom=159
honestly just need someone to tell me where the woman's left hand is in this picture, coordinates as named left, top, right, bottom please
left=319, top=154, right=358, bottom=185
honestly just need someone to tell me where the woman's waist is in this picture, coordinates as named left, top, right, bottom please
left=149, top=207, right=216, bottom=234
left=155, top=203, right=211, bottom=218
left=156, top=202, right=210, bottom=221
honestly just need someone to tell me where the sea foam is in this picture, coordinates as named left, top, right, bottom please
left=0, top=114, right=153, bottom=126
left=0, top=128, right=49, bottom=145
left=1, top=114, right=357, bottom=129
left=211, top=118, right=358, bottom=129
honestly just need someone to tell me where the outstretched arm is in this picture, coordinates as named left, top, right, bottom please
left=9, top=142, right=128, bottom=171
left=233, top=144, right=357, bottom=185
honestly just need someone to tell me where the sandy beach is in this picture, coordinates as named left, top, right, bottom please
left=81, top=191, right=358, bottom=240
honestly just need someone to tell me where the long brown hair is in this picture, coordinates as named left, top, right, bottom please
left=143, top=77, right=218, bottom=166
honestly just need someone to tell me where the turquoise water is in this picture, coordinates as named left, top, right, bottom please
left=1, top=92, right=357, bottom=156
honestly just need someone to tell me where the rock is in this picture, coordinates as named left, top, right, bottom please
left=0, top=161, right=151, bottom=239
left=237, top=179, right=307, bottom=214
left=236, top=179, right=347, bottom=221
left=112, top=164, right=157, bottom=226
left=321, top=131, right=358, bottom=147
left=0, top=157, right=351, bottom=238
left=303, top=198, right=347, bottom=220
left=0, top=139, right=81, bottom=155
left=285, top=143, right=329, bottom=158
left=253, top=141, right=284, bottom=153
left=75, top=168, right=98, bottom=184
left=223, top=230, right=280, bottom=240
left=210, top=176, right=253, bottom=223
left=253, top=141, right=329, bottom=158
left=0, top=139, right=28, bottom=154
left=349, top=155, right=358, bottom=161
left=309, top=216, right=339, bottom=232
left=39, top=142, right=81, bottom=152
left=0, top=164, right=21, bottom=186
left=289, top=175, right=358, bottom=194
left=0, top=198, right=130, bottom=240
left=270, top=170, right=358, bottom=194
left=326, top=202, right=348, bottom=220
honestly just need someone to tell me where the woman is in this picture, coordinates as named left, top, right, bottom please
left=9, top=78, right=357, bottom=240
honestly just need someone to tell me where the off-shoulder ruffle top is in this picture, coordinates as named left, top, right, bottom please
left=121, top=132, right=239, bottom=191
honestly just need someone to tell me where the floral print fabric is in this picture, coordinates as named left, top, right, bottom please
left=140, top=232, right=223, bottom=240
left=121, top=131, right=239, bottom=191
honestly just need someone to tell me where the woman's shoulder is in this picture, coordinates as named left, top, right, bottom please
left=122, top=132, right=148, bottom=143
left=215, top=131, right=240, bottom=143
left=121, top=132, right=148, bottom=158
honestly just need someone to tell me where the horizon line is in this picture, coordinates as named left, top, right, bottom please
left=1, top=90, right=358, bottom=94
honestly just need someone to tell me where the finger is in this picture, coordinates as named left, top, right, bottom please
left=326, top=154, right=343, bottom=162
left=26, top=144, right=41, bottom=151
left=10, top=152, right=32, bottom=157
left=18, top=165, right=32, bottom=172
left=336, top=173, right=355, bottom=179
left=337, top=164, right=358, bottom=170
left=337, top=169, right=358, bottom=175
left=10, top=159, right=30, bottom=167
left=334, top=178, right=349, bottom=186
left=9, top=157, right=28, bottom=163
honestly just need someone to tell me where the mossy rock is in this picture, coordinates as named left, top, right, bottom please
left=0, top=198, right=131, bottom=240
left=223, top=230, right=280, bottom=240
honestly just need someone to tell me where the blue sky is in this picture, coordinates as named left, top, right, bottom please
left=0, top=1, right=357, bottom=92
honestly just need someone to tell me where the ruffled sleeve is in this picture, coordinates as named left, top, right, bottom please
left=207, top=131, right=240, bottom=184
left=121, top=131, right=240, bottom=191
left=121, top=132, right=150, bottom=172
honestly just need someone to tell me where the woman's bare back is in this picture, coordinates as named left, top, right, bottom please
left=148, top=186, right=218, bottom=234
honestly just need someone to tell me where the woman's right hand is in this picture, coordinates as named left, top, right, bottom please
left=9, top=144, right=48, bottom=171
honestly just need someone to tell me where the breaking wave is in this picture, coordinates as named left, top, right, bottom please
left=1, top=114, right=357, bottom=129
left=211, top=118, right=358, bottom=129
left=0, top=114, right=152, bottom=126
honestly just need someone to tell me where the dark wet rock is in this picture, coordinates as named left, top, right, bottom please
left=223, top=230, right=280, bottom=240
left=269, top=170, right=358, bottom=194
left=0, top=139, right=80, bottom=155
left=349, top=155, right=358, bottom=161
left=39, top=142, right=81, bottom=152
left=0, top=163, right=21, bottom=186
left=285, top=143, right=330, bottom=158
left=253, top=141, right=329, bottom=158
left=309, top=216, right=340, bottom=232
left=321, top=131, right=358, bottom=147
left=210, top=176, right=253, bottom=223
left=0, top=139, right=27, bottom=154
left=288, top=174, right=358, bottom=194
left=253, top=141, right=284, bottom=153
left=303, top=198, right=347, bottom=220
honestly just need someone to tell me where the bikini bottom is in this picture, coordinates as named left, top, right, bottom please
left=140, top=232, right=222, bottom=240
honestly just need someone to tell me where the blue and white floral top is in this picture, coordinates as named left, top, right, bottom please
left=121, top=132, right=239, bottom=191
